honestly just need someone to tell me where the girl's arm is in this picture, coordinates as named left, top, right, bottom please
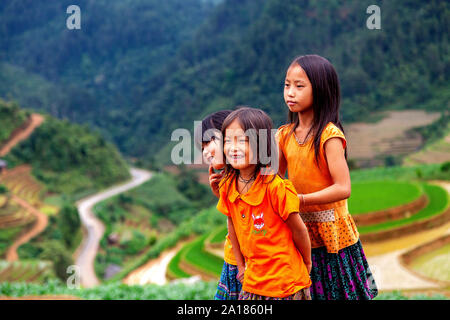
left=276, top=132, right=287, bottom=177
left=300, top=138, right=351, bottom=206
left=208, top=164, right=223, bottom=198
left=285, top=213, right=312, bottom=273
left=227, top=216, right=246, bottom=282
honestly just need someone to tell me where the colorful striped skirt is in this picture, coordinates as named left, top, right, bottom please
left=310, top=239, right=378, bottom=300
left=214, top=262, right=242, bottom=300
left=239, top=287, right=311, bottom=300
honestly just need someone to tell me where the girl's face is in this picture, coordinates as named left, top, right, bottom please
left=202, top=135, right=224, bottom=170
left=284, top=64, right=313, bottom=113
left=223, top=119, right=254, bottom=171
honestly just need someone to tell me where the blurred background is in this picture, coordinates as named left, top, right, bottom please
left=0, top=0, right=448, bottom=300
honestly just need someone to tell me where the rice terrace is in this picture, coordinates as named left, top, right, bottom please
left=0, top=1, right=449, bottom=302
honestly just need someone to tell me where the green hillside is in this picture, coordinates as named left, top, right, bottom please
left=0, top=1, right=447, bottom=165
left=0, top=99, right=130, bottom=196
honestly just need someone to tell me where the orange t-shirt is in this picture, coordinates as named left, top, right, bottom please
left=216, top=172, right=311, bottom=298
left=277, top=122, right=359, bottom=253
left=223, top=236, right=237, bottom=265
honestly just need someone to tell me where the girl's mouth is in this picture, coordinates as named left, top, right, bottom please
left=287, top=101, right=297, bottom=107
left=229, top=154, right=244, bottom=161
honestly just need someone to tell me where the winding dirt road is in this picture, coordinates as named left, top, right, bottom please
left=74, top=168, right=152, bottom=288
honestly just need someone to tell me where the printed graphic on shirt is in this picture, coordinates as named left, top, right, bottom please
left=251, top=212, right=267, bottom=236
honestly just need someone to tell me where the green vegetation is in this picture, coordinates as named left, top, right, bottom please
left=92, top=170, right=215, bottom=280
left=0, top=1, right=447, bottom=166
left=411, top=243, right=450, bottom=282
left=17, top=202, right=82, bottom=281
left=0, top=280, right=447, bottom=300
left=349, top=181, right=422, bottom=214
left=358, top=184, right=449, bottom=234
left=183, top=234, right=223, bottom=276
left=0, top=99, right=29, bottom=144
left=375, top=291, right=448, bottom=300
left=0, top=260, right=55, bottom=284
left=208, top=226, right=228, bottom=244
left=106, top=205, right=226, bottom=283
left=0, top=279, right=218, bottom=300
left=350, top=163, right=449, bottom=182
left=167, top=243, right=193, bottom=279
left=4, top=114, right=130, bottom=195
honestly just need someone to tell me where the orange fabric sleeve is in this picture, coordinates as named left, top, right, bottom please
left=321, top=123, right=347, bottom=150
left=269, top=178, right=300, bottom=221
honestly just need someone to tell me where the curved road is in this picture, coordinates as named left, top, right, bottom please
left=75, top=167, right=152, bottom=288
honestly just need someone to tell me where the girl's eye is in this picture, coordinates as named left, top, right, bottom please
left=284, top=83, right=289, bottom=87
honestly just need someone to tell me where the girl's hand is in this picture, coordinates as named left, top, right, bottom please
left=236, top=263, right=245, bottom=283
left=305, top=260, right=312, bottom=274
left=208, top=164, right=223, bottom=198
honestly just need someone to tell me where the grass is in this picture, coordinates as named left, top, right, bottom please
left=167, top=242, right=193, bottom=279
left=0, top=279, right=218, bottom=300
left=411, top=243, right=450, bottom=282
left=358, top=183, right=449, bottom=234
left=349, top=181, right=422, bottom=214
left=207, top=225, right=227, bottom=244
left=183, top=234, right=223, bottom=276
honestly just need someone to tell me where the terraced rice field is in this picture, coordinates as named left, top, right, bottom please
left=411, top=243, right=450, bottom=282
left=0, top=260, right=54, bottom=283
left=349, top=181, right=422, bottom=214
left=0, top=165, right=43, bottom=206
left=358, top=183, right=449, bottom=234
left=0, top=201, right=35, bottom=229
left=168, top=233, right=223, bottom=280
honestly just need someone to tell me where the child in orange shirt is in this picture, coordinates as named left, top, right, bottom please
left=277, top=54, right=378, bottom=300
left=194, top=110, right=242, bottom=300
left=216, top=107, right=312, bottom=300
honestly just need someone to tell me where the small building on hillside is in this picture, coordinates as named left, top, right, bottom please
left=0, top=159, right=7, bottom=174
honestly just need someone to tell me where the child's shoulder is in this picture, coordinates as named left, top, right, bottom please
left=321, top=122, right=346, bottom=141
left=276, top=123, right=295, bottom=142
left=266, top=174, right=298, bottom=196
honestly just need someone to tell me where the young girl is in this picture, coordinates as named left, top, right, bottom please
left=216, top=107, right=312, bottom=300
left=277, top=54, right=378, bottom=300
left=194, top=109, right=242, bottom=300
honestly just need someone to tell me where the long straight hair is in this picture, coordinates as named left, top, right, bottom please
left=220, top=107, right=277, bottom=191
left=287, top=54, right=347, bottom=163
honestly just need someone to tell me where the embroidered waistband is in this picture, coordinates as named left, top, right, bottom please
left=300, top=209, right=335, bottom=223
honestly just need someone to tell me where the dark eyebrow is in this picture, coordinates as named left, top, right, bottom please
left=285, top=79, right=306, bottom=84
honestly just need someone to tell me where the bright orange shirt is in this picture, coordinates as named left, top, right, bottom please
left=223, top=236, right=237, bottom=265
left=217, top=172, right=311, bottom=298
left=277, top=122, right=359, bottom=253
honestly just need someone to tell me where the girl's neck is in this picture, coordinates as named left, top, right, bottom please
left=297, top=108, right=314, bottom=130
left=238, top=165, right=257, bottom=181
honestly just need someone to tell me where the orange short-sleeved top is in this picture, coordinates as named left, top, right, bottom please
left=223, top=236, right=237, bottom=265
left=276, top=122, right=359, bottom=253
left=216, top=172, right=311, bottom=298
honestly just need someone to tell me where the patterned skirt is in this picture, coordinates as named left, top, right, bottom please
left=239, top=287, right=311, bottom=300
left=214, top=262, right=242, bottom=300
left=310, top=239, right=378, bottom=300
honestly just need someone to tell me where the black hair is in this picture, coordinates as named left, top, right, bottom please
left=220, top=107, right=277, bottom=188
left=194, top=109, right=233, bottom=151
left=286, top=54, right=347, bottom=163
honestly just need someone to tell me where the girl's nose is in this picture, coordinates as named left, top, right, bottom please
left=287, top=87, right=295, bottom=97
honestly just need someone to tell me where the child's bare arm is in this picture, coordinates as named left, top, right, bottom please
left=276, top=132, right=287, bottom=177
left=285, top=213, right=312, bottom=273
left=299, top=137, right=351, bottom=206
left=227, top=216, right=245, bottom=282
